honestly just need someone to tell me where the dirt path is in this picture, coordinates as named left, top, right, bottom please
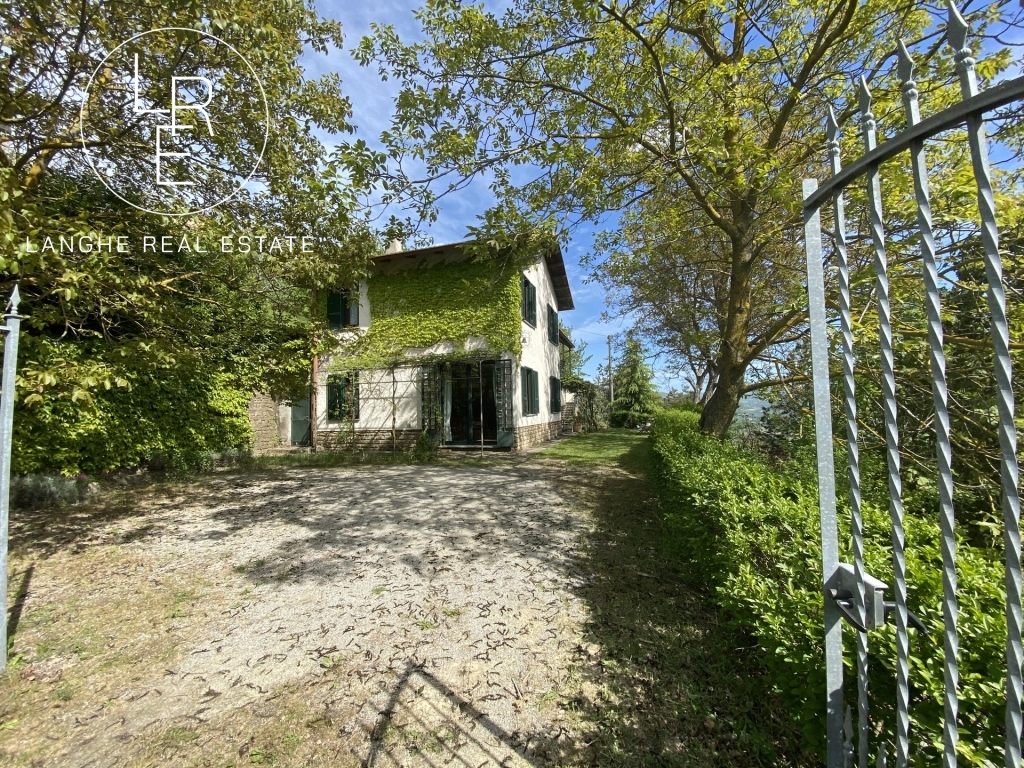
left=1, top=441, right=808, bottom=767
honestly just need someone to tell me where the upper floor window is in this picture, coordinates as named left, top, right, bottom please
left=327, top=290, right=359, bottom=330
left=547, top=305, right=559, bottom=345
left=521, top=275, right=537, bottom=326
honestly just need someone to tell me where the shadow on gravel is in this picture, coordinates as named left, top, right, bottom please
left=11, top=464, right=579, bottom=589
left=366, top=662, right=563, bottom=767
left=195, top=464, right=582, bottom=586
left=533, top=445, right=815, bottom=767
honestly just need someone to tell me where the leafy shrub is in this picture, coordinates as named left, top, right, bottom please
left=413, top=430, right=440, bottom=462
left=10, top=473, right=90, bottom=509
left=14, top=363, right=253, bottom=476
left=649, top=410, right=1008, bottom=765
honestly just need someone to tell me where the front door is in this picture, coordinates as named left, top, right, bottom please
left=447, top=362, right=497, bottom=444
left=290, top=395, right=310, bottom=446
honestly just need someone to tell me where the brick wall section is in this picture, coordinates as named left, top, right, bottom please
left=314, top=423, right=559, bottom=452
left=247, top=393, right=282, bottom=454
left=513, top=420, right=561, bottom=451
left=317, top=429, right=421, bottom=452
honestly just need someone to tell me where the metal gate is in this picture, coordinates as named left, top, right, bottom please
left=803, top=5, right=1024, bottom=766
left=421, top=363, right=442, bottom=433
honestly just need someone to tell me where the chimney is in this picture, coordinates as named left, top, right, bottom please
left=384, top=239, right=403, bottom=255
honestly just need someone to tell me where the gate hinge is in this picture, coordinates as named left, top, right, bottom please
left=826, top=562, right=886, bottom=632
left=825, top=563, right=928, bottom=635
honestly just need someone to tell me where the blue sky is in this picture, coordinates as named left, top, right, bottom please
left=299, top=1, right=672, bottom=386
left=297, top=0, right=1024, bottom=392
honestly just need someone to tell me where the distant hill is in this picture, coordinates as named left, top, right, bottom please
left=735, top=394, right=770, bottom=422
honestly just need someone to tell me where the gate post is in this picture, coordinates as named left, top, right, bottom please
left=804, top=180, right=844, bottom=766
left=0, top=285, right=22, bottom=673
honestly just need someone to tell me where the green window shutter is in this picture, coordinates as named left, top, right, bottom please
left=530, top=370, right=539, bottom=415
left=521, top=275, right=537, bottom=325
left=328, top=291, right=358, bottom=328
left=521, top=367, right=529, bottom=413
left=327, top=292, right=344, bottom=330
left=548, top=306, right=558, bottom=344
left=550, top=376, right=561, bottom=412
left=327, top=375, right=342, bottom=420
left=350, top=372, right=360, bottom=420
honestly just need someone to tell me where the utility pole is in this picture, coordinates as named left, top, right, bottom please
left=607, top=335, right=614, bottom=404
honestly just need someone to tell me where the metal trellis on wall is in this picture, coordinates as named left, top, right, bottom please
left=803, top=3, right=1024, bottom=766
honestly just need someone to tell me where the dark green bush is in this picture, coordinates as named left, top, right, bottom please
left=14, top=365, right=253, bottom=476
left=649, top=410, right=1007, bottom=765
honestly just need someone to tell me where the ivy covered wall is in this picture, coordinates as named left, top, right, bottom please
left=334, top=254, right=523, bottom=369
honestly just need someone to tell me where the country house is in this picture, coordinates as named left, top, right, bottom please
left=252, top=238, right=575, bottom=452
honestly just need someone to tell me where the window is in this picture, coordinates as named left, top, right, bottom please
left=520, top=275, right=537, bottom=326
left=550, top=376, right=561, bottom=413
left=521, top=366, right=539, bottom=415
left=327, top=290, right=359, bottom=329
left=547, top=305, right=559, bottom=345
left=327, top=373, right=359, bottom=421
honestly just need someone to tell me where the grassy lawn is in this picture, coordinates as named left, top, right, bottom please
left=535, top=428, right=650, bottom=472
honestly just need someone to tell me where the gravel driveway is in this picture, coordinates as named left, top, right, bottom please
left=1, top=462, right=592, bottom=767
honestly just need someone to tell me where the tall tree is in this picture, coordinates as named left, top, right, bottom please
left=0, top=0, right=379, bottom=472
left=610, top=334, right=658, bottom=428
left=356, top=0, right=999, bottom=436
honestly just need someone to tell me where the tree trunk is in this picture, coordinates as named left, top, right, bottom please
left=699, top=363, right=744, bottom=437
left=698, top=238, right=754, bottom=438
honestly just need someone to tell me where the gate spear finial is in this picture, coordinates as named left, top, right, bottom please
left=896, top=40, right=914, bottom=86
left=858, top=76, right=873, bottom=120
left=827, top=105, right=840, bottom=142
left=947, top=1, right=970, bottom=54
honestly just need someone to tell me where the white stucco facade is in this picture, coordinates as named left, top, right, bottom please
left=305, top=247, right=570, bottom=449
left=512, top=257, right=563, bottom=430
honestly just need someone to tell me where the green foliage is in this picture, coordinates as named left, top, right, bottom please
left=650, top=410, right=1008, bottom=765
left=413, top=430, right=440, bottom=462
left=610, top=335, right=657, bottom=428
left=357, top=0, right=976, bottom=435
left=15, top=361, right=252, bottom=475
left=558, top=324, right=590, bottom=389
left=0, top=0, right=380, bottom=473
left=332, top=255, right=522, bottom=369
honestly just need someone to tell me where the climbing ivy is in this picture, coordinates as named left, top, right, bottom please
left=329, top=254, right=523, bottom=370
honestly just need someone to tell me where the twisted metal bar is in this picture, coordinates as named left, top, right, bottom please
left=859, top=76, right=911, bottom=768
left=899, top=39, right=960, bottom=767
left=949, top=5, right=1023, bottom=765
left=829, top=106, right=869, bottom=768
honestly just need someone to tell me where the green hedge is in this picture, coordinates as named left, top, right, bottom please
left=649, top=410, right=1008, bottom=765
left=14, top=362, right=253, bottom=476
